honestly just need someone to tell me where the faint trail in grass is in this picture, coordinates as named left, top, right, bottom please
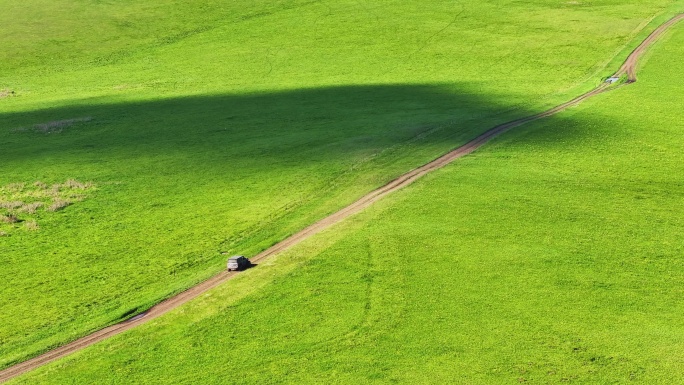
left=2, top=12, right=683, bottom=384
left=353, top=0, right=380, bottom=24
left=564, top=12, right=660, bottom=91
left=407, top=1, right=466, bottom=59
left=311, top=0, right=333, bottom=37
left=299, top=238, right=377, bottom=351
left=385, top=1, right=466, bottom=76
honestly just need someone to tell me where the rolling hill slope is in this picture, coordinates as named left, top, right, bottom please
left=5, top=4, right=684, bottom=384
left=1, top=0, right=681, bottom=375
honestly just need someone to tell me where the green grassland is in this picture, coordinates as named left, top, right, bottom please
left=1, top=0, right=682, bottom=372
left=11, top=18, right=684, bottom=384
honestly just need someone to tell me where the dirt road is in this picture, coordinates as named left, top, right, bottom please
left=1, top=12, right=682, bottom=384
left=617, top=13, right=684, bottom=82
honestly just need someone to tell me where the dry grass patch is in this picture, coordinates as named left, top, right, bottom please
left=0, top=89, right=15, bottom=98
left=0, top=201, right=24, bottom=210
left=47, top=199, right=72, bottom=212
left=24, top=220, right=40, bottom=231
left=12, top=117, right=93, bottom=134
left=20, top=202, right=43, bottom=214
left=1, top=214, right=18, bottom=224
left=0, top=179, right=96, bottom=233
left=5, top=183, right=25, bottom=192
left=63, top=179, right=93, bottom=190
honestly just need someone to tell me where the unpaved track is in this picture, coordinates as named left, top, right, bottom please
left=1, top=12, right=682, bottom=383
left=617, top=13, right=684, bottom=82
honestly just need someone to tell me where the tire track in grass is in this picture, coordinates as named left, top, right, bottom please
left=1, top=12, right=682, bottom=384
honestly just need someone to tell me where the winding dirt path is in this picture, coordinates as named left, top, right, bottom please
left=1, top=12, right=682, bottom=384
left=617, top=13, right=684, bottom=82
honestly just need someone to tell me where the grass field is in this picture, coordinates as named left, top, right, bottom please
left=1, top=0, right=682, bottom=374
left=9, top=13, right=684, bottom=384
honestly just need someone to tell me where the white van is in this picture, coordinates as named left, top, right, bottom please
left=227, top=255, right=251, bottom=271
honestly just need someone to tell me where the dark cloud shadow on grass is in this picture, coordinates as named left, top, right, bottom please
left=0, top=83, right=538, bottom=175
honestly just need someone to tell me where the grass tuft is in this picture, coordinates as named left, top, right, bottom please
left=46, top=199, right=71, bottom=212
left=19, top=202, right=43, bottom=214
left=0, top=201, right=24, bottom=210
left=63, top=179, right=92, bottom=190
left=24, top=220, right=39, bottom=231
left=0, top=214, right=18, bottom=224
left=5, top=183, right=25, bottom=193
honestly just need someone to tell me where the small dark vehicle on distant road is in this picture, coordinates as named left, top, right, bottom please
left=227, top=255, right=251, bottom=271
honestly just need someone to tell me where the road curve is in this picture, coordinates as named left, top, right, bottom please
left=616, top=13, right=684, bottom=82
left=1, top=12, right=682, bottom=384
